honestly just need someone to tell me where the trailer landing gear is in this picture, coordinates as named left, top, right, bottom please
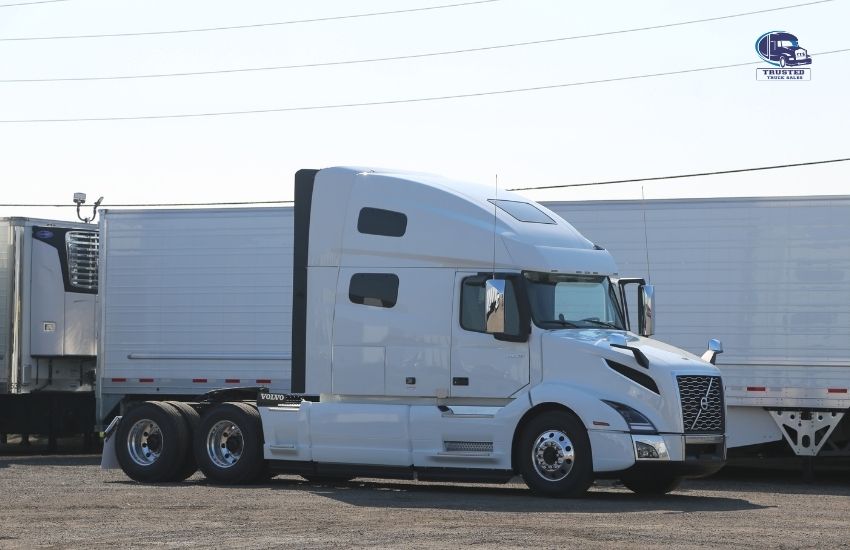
left=769, top=410, right=845, bottom=458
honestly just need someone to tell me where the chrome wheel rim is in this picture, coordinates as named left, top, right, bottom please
left=127, top=419, right=163, bottom=467
left=206, top=420, right=244, bottom=469
left=531, top=429, right=575, bottom=482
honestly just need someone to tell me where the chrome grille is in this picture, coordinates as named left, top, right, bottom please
left=677, top=375, right=724, bottom=434
left=66, top=231, right=99, bottom=291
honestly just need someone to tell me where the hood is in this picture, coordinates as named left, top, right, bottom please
left=541, top=329, right=722, bottom=433
left=543, top=329, right=715, bottom=372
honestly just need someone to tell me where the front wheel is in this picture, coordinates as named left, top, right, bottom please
left=779, top=57, right=786, bottom=67
left=621, top=475, right=682, bottom=495
left=194, top=402, right=265, bottom=484
left=518, top=410, right=593, bottom=498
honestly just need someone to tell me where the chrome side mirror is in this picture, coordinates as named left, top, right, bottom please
left=638, top=284, right=655, bottom=338
left=484, top=278, right=506, bottom=334
left=701, top=339, right=724, bottom=364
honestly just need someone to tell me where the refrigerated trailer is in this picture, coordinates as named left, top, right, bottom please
left=0, top=218, right=98, bottom=447
left=95, top=207, right=295, bottom=425
left=101, top=167, right=727, bottom=497
left=545, top=196, right=850, bottom=461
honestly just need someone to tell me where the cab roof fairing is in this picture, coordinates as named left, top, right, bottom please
left=309, top=167, right=619, bottom=275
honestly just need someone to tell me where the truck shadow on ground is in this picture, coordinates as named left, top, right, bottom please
left=254, top=476, right=770, bottom=514
left=100, top=475, right=769, bottom=513
left=687, top=466, right=850, bottom=497
left=0, top=454, right=101, bottom=468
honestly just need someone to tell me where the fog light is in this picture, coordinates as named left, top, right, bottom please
left=635, top=441, right=659, bottom=459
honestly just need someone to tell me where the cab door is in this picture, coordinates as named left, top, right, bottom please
left=450, top=272, right=530, bottom=398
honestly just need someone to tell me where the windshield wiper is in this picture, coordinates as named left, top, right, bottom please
left=577, top=318, right=621, bottom=329
left=542, top=319, right=579, bottom=328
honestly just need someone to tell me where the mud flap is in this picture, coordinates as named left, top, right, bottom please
left=100, top=416, right=122, bottom=470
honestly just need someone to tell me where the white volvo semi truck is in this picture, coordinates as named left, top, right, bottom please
left=100, top=167, right=726, bottom=497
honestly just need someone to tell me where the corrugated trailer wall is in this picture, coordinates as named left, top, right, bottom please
left=98, top=207, right=295, bottom=418
left=542, top=197, right=850, bottom=368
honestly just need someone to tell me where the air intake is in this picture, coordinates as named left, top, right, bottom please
left=443, top=441, right=493, bottom=453
left=605, top=359, right=659, bottom=394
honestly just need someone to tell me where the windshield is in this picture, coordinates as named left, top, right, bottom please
left=776, top=39, right=798, bottom=48
left=523, top=272, right=625, bottom=330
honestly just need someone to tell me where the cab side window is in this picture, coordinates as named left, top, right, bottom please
left=349, top=273, right=399, bottom=308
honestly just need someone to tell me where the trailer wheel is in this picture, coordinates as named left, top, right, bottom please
left=518, top=410, right=593, bottom=498
left=621, top=474, right=682, bottom=495
left=163, top=401, right=200, bottom=481
left=194, top=402, right=264, bottom=484
left=116, top=401, right=189, bottom=483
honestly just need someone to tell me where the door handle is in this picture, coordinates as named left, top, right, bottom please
left=508, top=354, right=526, bottom=359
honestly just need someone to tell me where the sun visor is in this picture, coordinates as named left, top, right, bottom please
left=502, top=239, right=619, bottom=276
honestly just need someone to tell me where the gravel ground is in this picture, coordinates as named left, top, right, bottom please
left=1, top=454, right=849, bottom=549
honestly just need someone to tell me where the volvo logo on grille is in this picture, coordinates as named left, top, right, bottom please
left=700, top=396, right=710, bottom=411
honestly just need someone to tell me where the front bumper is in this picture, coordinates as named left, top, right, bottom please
left=786, top=58, right=812, bottom=66
left=594, top=432, right=726, bottom=478
left=630, top=433, right=725, bottom=478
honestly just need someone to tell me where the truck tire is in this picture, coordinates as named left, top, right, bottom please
left=116, top=401, right=190, bottom=483
left=779, top=56, right=786, bottom=67
left=621, top=475, right=682, bottom=495
left=194, top=402, right=265, bottom=484
left=163, top=401, right=200, bottom=481
left=518, top=410, right=593, bottom=498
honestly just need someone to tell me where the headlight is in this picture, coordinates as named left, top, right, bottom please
left=602, top=400, right=657, bottom=434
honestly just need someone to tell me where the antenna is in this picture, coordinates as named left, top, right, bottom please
left=492, top=174, right=498, bottom=279
left=640, top=185, right=652, bottom=283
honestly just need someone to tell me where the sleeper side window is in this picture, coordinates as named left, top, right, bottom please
left=357, top=207, right=407, bottom=237
left=460, top=275, right=520, bottom=335
left=349, top=273, right=399, bottom=308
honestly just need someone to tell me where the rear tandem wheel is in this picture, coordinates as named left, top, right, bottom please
left=194, top=402, right=266, bottom=484
left=115, top=401, right=190, bottom=483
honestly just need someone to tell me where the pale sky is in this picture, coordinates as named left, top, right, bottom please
left=1, top=0, right=848, bottom=222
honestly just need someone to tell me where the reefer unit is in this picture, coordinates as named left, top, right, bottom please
left=0, top=218, right=98, bottom=443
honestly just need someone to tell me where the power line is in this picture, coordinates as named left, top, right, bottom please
left=507, top=158, right=850, bottom=191
left=0, top=0, right=69, bottom=7
left=0, top=0, right=834, bottom=81
left=1, top=48, right=847, bottom=123
left=0, top=0, right=501, bottom=41
left=0, top=199, right=294, bottom=207
left=4, top=158, right=847, bottom=208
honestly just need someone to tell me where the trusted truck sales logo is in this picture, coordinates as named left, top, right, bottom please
left=755, top=31, right=812, bottom=81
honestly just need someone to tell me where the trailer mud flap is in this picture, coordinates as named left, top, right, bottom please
left=100, top=416, right=122, bottom=470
